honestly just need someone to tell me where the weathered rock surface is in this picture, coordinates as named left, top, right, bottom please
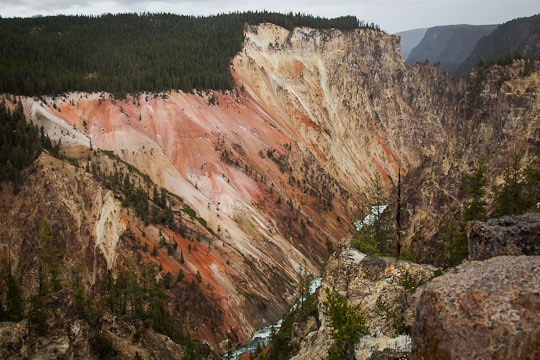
left=0, top=321, right=28, bottom=359
left=291, top=239, right=437, bottom=360
left=468, top=213, right=540, bottom=260
left=322, top=243, right=437, bottom=339
left=367, top=347, right=411, bottom=360
left=412, top=256, right=540, bottom=360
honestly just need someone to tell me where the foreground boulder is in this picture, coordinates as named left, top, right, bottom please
left=467, top=213, right=540, bottom=260
left=412, top=256, right=540, bottom=360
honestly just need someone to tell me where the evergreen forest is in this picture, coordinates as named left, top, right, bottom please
left=0, top=100, right=57, bottom=186
left=0, top=12, right=375, bottom=97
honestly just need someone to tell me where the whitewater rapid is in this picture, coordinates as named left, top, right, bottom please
left=222, top=277, right=322, bottom=360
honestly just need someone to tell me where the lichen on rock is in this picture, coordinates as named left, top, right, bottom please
left=412, top=256, right=540, bottom=360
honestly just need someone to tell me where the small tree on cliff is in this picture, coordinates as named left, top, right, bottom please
left=323, top=288, right=367, bottom=360
left=434, top=219, right=468, bottom=268
left=463, top=159, right=488, bottom=221
left=434, top=160, right=489, bottom=268
left=38, top=219, right=63, bottom=293
left=395, top=164, right=402, bottom=256
left=494, top=154, right=537, bottom=216
left=297, top=265, right=310, bottom=311
left=4, top=270, right=24, bottom=321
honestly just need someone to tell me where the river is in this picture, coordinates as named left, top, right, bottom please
left=222, top=277, right=322, bottom=360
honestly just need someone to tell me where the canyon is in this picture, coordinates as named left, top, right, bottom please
left=0, top=22, right=539, bottom=357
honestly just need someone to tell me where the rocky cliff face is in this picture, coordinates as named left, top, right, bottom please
left=1, top=22, right=539, bottom=356
left=0, top=291, right=191, bottom=360
left=288, top=239, right=436, bottom=360
left=0, top=152, right=220, bottom=358
left=468, top=212, right=540, bottom=260
left=321, top=241, right=437, bottom=338
left=282, top=217, right=540, bottom=360
left=412, top=214, right=540, bottom=360
left=402, top=58, right=540, bottom=257
left=233, top=24, right=464, bottom=192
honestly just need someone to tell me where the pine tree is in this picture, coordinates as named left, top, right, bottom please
left=71, top=270, right=90, bottom=321
left=29, top=293, right=48, bottom=336
left=463, top=159, right=488, bottom=221
left=101, top=270, right=117, bottom=313
left=38, top=219, right=63, bottom=292
left=494, top=155, right=534, bottom=216
left=395, top=164, right=402, bottom=256
left=5, top=271, right=24, bottom=322
left=176, top=269, right=184, bottom=282
left=323, top=288, right=367, bottom=360
left=524, top=142, right=540, bottom=209
left=434, top=219, right=468, bottom=268
left=0, top=297, right=5, bottom=321
left=297, top=266, right=310, bottom=311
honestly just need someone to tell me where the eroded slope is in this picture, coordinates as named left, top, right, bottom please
left=1, top=23, right=539, bottom=355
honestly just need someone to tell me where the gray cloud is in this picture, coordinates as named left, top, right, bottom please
left=0, top=0, right=538, bottom=33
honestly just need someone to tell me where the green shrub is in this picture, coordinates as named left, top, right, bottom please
left=90, top=335, right=114, bottom=359
left=324, top=288, right=367, bottom=360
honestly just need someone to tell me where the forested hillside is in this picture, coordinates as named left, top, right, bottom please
left=456, top=14, right=540, bottom=76
left=0, top=101, right=57, bottom=186
left=0, top=12, right=372, bottom=97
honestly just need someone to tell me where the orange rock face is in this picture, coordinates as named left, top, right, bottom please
left=24, top=87, right=354, bottom=350
left=9, top=23, right=538, bottom=354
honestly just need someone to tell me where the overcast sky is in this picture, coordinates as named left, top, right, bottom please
left=0, top=0, right=538, bottom=34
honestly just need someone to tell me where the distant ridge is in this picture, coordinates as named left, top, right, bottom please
left=456, top=14, right=540, bottom=77
left=406, top=24, right=497, bottom=75
left=395, top=28, right=428, bottom=61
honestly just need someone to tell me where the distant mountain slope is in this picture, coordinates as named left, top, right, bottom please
left=406, top=24, right=497, bottom=74
left=395, top=28, right=428, bottom=61
left=456, top=14, right=540, bottom=77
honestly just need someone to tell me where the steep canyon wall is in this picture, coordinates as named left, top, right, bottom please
left=1, top=23, right=539, bottom=354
